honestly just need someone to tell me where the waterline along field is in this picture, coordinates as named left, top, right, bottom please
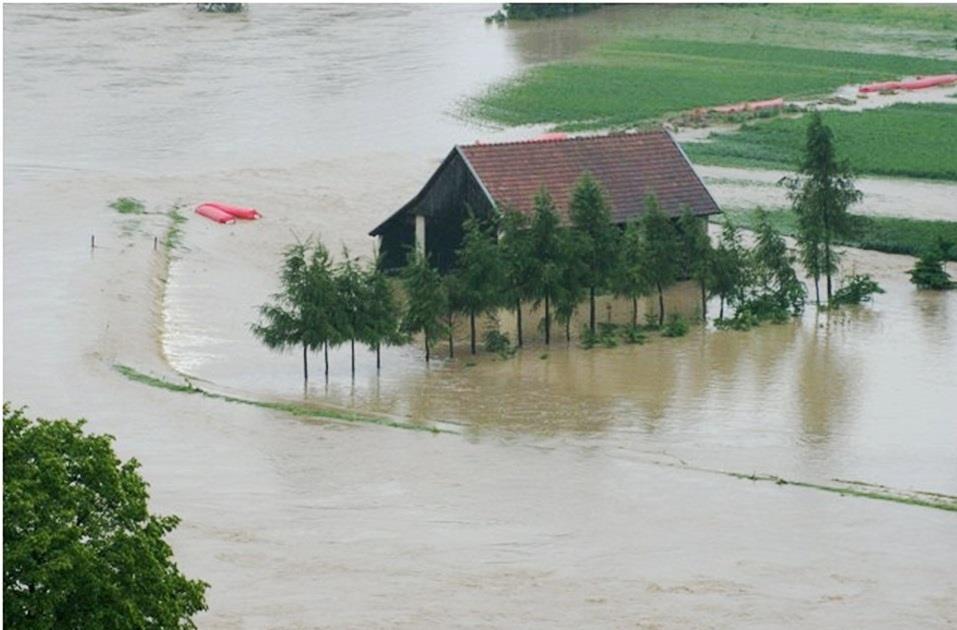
left=719, top=208, right=957, bottom=260
left=684, top=104, right=957, bottom=181
left=473, top=39, right=956, bottom=130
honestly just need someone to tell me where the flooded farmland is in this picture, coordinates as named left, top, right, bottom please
left=4, top=4, right=956, bottom=628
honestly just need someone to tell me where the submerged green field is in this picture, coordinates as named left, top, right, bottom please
left=473, top=39, right=955, bottom=130
left=719, top=208, right=957, bottom=260
left=683, top=103, right=957, bottom=180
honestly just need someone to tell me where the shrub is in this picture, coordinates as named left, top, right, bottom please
left=909, top=250, right=955, bottom=290
left=483, top=328, right=515, bottom=358
left=662, top=314, right=689, bottom=338
left=108, top=197, right=145, bottom=215
left=620, top=324, right=647, bottom=344
left=830, top=274, right=885, bottom=307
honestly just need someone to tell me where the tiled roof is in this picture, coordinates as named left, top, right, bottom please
left=458, top=130, right=719, bottom=223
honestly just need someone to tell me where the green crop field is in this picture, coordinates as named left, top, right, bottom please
left=718, top=208, right=957, bottom=260
left=472, top=39, right=956, bottom=130
left=683, top=103, right=957, bottom=181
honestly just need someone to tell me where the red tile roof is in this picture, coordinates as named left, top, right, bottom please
left=458, top=130, right=719, bottom=223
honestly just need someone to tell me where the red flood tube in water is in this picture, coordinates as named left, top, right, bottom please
left=205, top=202, right=261, bottom=220
left=195, top=204, right=237, bottom=224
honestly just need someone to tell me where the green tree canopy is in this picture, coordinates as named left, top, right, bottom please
left=4, top=404, right=208, bottom=629
left=711, top=217, right=749, bottom=320
left=251, top=239, right=341, bottom=382
left=498, top=205, right=534, bottom=346
left=528, top=188, right=564, bottom=344
left=569, top=172, right=618, bottom=333
left=747, top=209, right=807, bottom=319
left=784, top=111, right=862, bottom=302
left=455, top=213, right=505, bottom=354
left=334, top=248, right=374, bottom=375
left=638, top=195, right=681, bottom=326
left=678, top=208, right=714, bottom=320
left=401, top=250, right=448, bottom=362
left=615, top=219, right=649, bottom=327
left=362, top=253, right=405, bottom=369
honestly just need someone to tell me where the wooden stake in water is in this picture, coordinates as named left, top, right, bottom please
left=154, top=236, right=158, bottom=251
left=91, top=234, right=95, bottom=249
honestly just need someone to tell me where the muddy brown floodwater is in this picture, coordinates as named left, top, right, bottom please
left=4, top=5, right=956, bottom=628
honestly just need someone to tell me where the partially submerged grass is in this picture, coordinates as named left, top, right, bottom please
left=109, top=197, right=146, bottom=215
left=472, top=39, right=956, bottom=130
left=718, top=208, right=957, bottom=260
left=112, top=363, right=450, bottom=434
left=164, top=207, right=187, bottom=251
left=684, top=103, right=957, bottom=181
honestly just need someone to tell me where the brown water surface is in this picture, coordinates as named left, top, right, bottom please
left=5, top=5, right=956, bottom=627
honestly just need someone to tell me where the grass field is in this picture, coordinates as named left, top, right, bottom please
left=683, top=103, right=957, bottom=181
left=473, top=39, right=956, bottom=130
left=718, top=208, right=957, bottom=260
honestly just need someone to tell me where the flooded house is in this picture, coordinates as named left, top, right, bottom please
left=370, top=129, right=721, bottom=272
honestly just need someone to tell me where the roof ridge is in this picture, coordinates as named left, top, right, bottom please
left=458, top=128, right=668, bottom=150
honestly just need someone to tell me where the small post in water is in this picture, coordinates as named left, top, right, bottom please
left=154, top=236, right=158, bottom=251
left=91, top=234, right=95, bottom=250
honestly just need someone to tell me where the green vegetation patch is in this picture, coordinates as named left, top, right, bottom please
left=472, top=39, right=955, bottom=129
left=109, top=196, right=146, bottom=215
left=684, top=103, right=957, bottom=180
left=718, top=208, right=957, bottom=261
left=112, top=364, right=451, bottom=434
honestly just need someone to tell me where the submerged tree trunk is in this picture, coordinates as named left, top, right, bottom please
left=565, top=316, right=571, bottom=342
left=632, top=295, right=638, bottom=327
left=824, top=230, right=833, bottom=302
left=544, top=293, right=551, bottom=345
left=470, top=310, right=477, bottom=355
left=376, top=343, right=381, bottom=371
left=657, top=282, right=665, bottom=326
left=814, top=275, right=821, bottom=306
left=700, top=281, right=707, bottom=321
left=350, top=339, right=355, bottom=376
left=516, top=299, right=523, bottom=347
left=303, top=344, right=308, bottom=383
left=425, top=336, right=430, bottom=363
left=719, top=295, right=725, bottom=320
left=589, top=286, right=596, bottom=333
left=324, top=343, right=329, bottom=378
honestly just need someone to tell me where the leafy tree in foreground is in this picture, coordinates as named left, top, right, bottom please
left=528, top=188, right=563, bottom=344
left=784, top=111, right=862, bottom=303
left=678, top=207, right=713, bottom=320
left=443, top=272, right=464, bottom=358
left=251, top=239, right=340, bottom=382
left=908, top=240, right=955, bottom=290
left=639, top=195, right=681, bottom=327
left=711, top=217, right=749, bottom=320
left=615, top=219, right=648, bottom=327
left=401, top=250, right=448, bottom=362
left=570, top=172, right=618, bottom=334
left=498, top=206, right=534, bottom=347
left=4, top=404, right=208, bottom=629
left=455, top=213, right=505, bottom=354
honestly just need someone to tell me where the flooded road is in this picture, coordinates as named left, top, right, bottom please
left=5, top=5, right=957, bottom=627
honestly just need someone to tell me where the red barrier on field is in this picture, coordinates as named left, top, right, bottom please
left=195, top=204, right=237, bottom=224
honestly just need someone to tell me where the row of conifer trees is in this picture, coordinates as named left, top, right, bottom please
left=253, top=113, right=905, bottom=377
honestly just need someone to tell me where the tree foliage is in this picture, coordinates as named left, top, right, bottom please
left=615, top=220, right=648, bottom=327
left=455, top=213, right=505, bottom=354
left=638, top=195, right=681, bottom=326
left=4, top=404, right=208, bottom=629
left=569, top=173, right=618, bottom=333
left=678, top=207, right=713, bottom=319
left=498, top=205, right=534, bottom=347
left=784, top=111, right=862, bottom=302
left=711, top=217, right=749, bottom=320
left=251, top=240, right=340, bottom=382
left=908, top=240, right=955, bottom=289
left=739, top=209, right=806, bottom=322
left=401, top=250, right=448, bottom=362
left=527, top=188, right=564, bottom=344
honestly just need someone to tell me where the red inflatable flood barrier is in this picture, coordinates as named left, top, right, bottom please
left=859, top=74, right=957, bottom=93
left=204, top=202, right=261, bottom=220
left=195, top=204, right=236, bottom=224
